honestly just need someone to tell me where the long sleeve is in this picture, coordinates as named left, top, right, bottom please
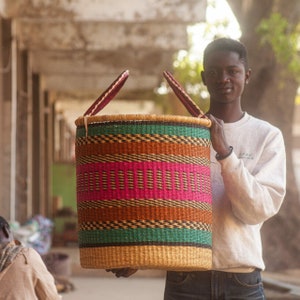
left=219, top=127, right=286, bottom=225
left=0, top=247, right=61, bottom=300
left=210, top=113, right=286, bottom=271
left=29, top=249, right=61, bottom=300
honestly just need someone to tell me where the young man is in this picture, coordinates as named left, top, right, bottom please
left=0, top=216, right=61, bottom=300
left=163, top=38, right=286, bottom=299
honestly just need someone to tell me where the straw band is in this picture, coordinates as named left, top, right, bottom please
left=79, top=246, right=212, bottom=271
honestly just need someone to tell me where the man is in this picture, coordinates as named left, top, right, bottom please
left=0, top=216, right=61, bottom=300
left=163, top=38, right=286, bottom=299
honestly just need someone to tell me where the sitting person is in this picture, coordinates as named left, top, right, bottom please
left=0, top=216, right=61, bottom=300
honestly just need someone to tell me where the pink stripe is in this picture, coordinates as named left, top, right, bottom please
left=76, top=161, right=211, bottom=203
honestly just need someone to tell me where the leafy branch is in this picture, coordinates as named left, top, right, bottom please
left=257, top=12, right=300, bottom=82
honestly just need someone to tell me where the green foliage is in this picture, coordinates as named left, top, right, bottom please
left=172, top=50, right=210, bottom=113
left=257, top=12, right=300, bottom=82
left=173, top=51, right=203, bottom=85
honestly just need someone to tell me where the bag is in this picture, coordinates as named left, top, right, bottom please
left=75, top=70, right=212, bottom=271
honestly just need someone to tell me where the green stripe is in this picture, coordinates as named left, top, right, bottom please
left=76, top=122, right=210, bottom=139
left=78, top=228, right=212, bottom=246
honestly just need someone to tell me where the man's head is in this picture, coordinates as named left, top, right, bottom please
left=201, top=37, right=251, bottom=107
left=0, top=216, right=13, bottom=246
left=203, top=37, right=249, bottom=70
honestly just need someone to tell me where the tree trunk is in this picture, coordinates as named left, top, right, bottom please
left=227, top=0, right=300, bottom=271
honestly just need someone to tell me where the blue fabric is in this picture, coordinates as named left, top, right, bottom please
left=164, top=269, right=265, bottom=300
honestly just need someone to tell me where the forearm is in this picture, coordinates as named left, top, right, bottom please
left=219, top=151, right=286, bottom=225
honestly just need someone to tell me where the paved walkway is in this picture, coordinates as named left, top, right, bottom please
left=59, top=272, right=300, bottom=300
left=60, top=276, right=165, bottom=300
left=49, top=244, right=300, bottom=299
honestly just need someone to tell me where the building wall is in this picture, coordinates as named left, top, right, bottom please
left=0, top=18, right=12, bottom=220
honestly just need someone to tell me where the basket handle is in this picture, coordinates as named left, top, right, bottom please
left=163, top=71, right=206, bottom=118
left=83, top=69, right=207, bottom=119
left=83, top=70, right=130, bottom=116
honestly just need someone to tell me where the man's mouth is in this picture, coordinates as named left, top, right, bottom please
left=216, top=86, right=232, bottom=94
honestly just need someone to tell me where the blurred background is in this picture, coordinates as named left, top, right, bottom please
left=0, top=0, right=300, bottom=298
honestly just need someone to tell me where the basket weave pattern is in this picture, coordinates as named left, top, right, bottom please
left=75, top=115, right=212, bottom=271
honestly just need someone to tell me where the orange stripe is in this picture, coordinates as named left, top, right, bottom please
left=76, top=142, right=209, bottom=158
left=78, top=206, right=212, bottom=224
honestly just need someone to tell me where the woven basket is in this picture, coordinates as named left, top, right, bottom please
left=75, top=71, right=213, bottom=271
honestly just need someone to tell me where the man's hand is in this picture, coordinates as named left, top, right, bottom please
left=106, top=268, right=138, bottom=278
left=207, top=114, right=232, bottom=158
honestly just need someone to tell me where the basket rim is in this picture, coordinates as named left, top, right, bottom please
left=75, top=114, right=211, bottom=128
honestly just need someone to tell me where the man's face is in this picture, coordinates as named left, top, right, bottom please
left=201, top=50, right=250, bottom=104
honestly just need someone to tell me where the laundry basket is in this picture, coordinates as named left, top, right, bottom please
left=75, top=70, right=212, bottom=271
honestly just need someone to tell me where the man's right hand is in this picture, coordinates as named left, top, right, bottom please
left=207, top=114, right=231, bottom=157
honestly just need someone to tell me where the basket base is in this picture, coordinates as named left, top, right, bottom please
left=79, top=245, right=212, bottom=271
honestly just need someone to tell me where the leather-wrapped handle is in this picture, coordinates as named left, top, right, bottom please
left=163, top=71, right=206, bottom=118
left=83, top=69, right=207, bottom=120
left=83, top=70, right=130, bottom=116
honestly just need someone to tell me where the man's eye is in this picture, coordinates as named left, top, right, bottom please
left=207, top=70, right=217, bottom=77
left=228, top=69, right=239, bottom=75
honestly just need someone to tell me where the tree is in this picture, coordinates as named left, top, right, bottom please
left=227, top=0, right=300, bottom=271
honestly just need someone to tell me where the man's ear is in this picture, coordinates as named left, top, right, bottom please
left=245, top=68, right=252, bottom=84
left=201, top=71, right=207, bottom=86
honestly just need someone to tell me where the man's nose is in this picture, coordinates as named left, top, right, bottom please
left=217, top=71, right=229, bottom=82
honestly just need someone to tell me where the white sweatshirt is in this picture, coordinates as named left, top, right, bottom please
left=210, top=112, right=286, bottom=271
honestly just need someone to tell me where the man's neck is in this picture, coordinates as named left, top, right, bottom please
left=208, top=105, right=244, bottom=123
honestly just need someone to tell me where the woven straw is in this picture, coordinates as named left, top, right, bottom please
left=75, top=113, right=212, bottom=271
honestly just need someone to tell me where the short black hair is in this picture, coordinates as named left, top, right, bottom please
left=203, top=38, right=249, bottom=69
left=0, top=216, right=10, bottom=230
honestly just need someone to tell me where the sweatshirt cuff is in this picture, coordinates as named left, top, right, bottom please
left=218, top=150, right=240, bottom=172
